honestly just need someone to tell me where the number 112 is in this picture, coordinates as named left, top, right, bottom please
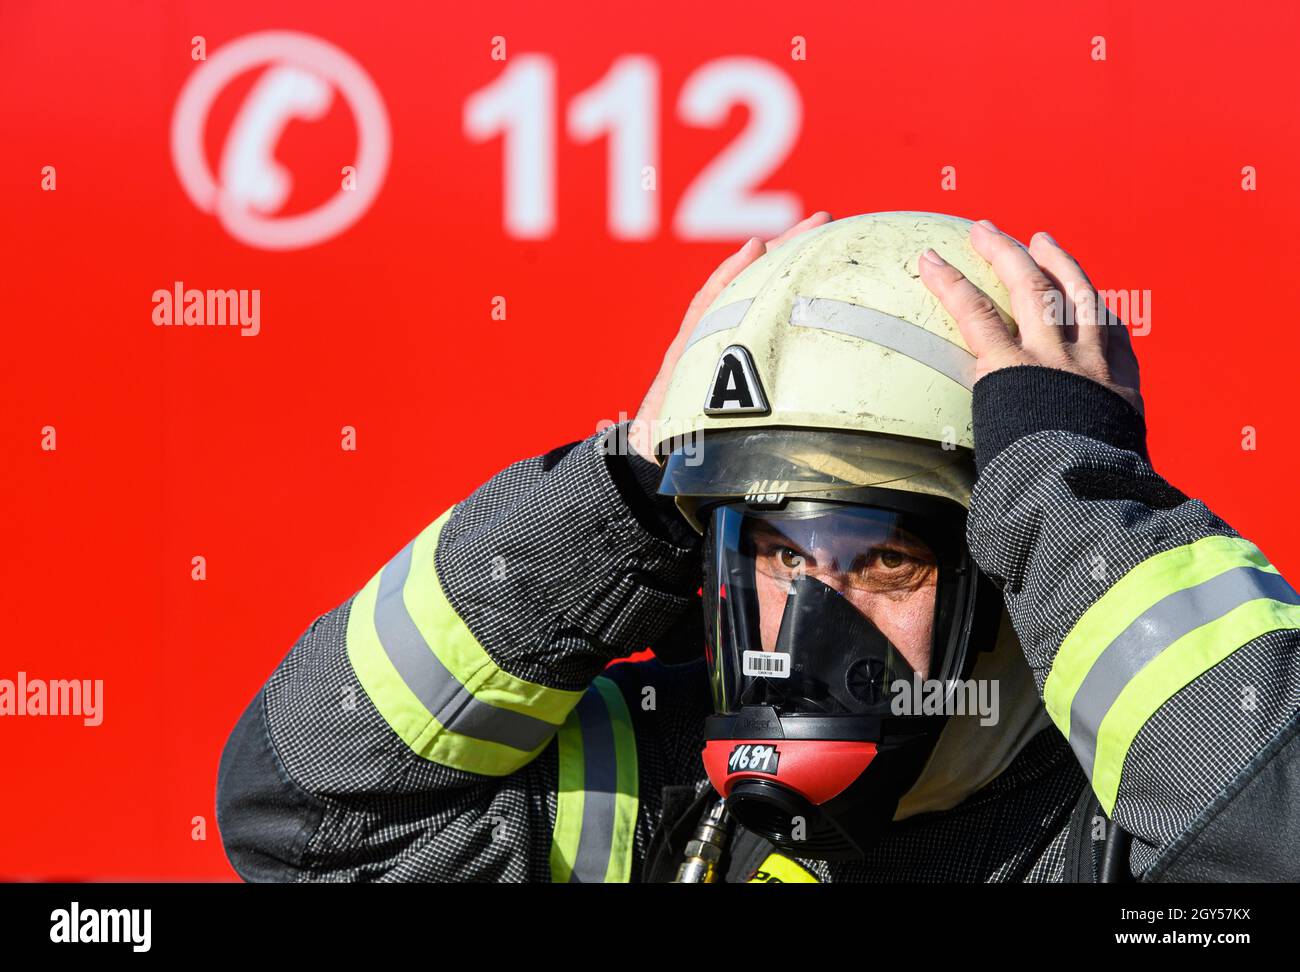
left=464, top=54, right=803, bottom=241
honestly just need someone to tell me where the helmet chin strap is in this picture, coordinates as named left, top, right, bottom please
left=893, top=611, right=1054, bottom=820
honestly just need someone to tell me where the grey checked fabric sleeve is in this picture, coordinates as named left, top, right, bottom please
left=966, top=366, right=1300, bottom=880
left=434, top=425, right=701, bottom=688
left=217, top=424, right=704, bottom=882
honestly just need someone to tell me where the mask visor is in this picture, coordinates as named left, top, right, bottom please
left=702, top=499, right=970, bottom=721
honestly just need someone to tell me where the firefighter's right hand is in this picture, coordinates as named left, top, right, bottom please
left=626, top=211, right=833, bottom=464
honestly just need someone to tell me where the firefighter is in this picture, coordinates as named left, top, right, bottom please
left=216, top=212, right=1300, bottom=882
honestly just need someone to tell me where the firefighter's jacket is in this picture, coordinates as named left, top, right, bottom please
left=216, top=366, right=1300, bottom=882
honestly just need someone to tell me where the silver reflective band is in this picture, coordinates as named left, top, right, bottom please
left=1068, top=565, right=1300, bottom=779
left=791, top=296, right=976, bottom=391
left=684, top=299, right=753, bottom=351
left=373, top=541, right=560, bottom=752
left=568, top=687, right=620, bottom=882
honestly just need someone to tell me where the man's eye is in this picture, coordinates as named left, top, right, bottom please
left=778, top=548, right=805, bottom=570
left=878, top=549, right=906, bottom=569
left=853, top=548, right=931, bottom=591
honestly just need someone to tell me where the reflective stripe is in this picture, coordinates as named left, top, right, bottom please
left=1045, top=537, right=1277, bottom=731
left=1070, top=566, right=1300, bottom=778
left=791, top=296, right=976, bottom=390
left=747, top=852, right=819, bottom=883
left=683, top=299, right=752, bottom=351
left=346, top=508, right=583, bottom=776
left=373, top=541, right=561, bottom=751
left=568, top=686, right=619, bottom=881
left=1043, top=535, right=1300, bottom=813
left=551, top=704, right=585, bottom=881
left=1092, top=596, right=1300, bottom=812
left=550, top=677, right=639, bottom=883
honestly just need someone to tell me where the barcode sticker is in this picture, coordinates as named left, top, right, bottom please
left=743, top=650, right=791, bottom=678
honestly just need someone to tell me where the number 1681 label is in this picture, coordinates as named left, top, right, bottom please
left=728, top=743, right=780, bottom=775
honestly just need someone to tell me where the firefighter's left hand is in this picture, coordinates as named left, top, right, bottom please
left=917, top=220, right=1144, bottom=415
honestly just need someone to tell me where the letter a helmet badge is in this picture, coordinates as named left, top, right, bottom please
left=704, top=345, right=769, bottom=415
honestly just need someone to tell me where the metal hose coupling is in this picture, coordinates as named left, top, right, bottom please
left=673, top=797, right=733, bottom=883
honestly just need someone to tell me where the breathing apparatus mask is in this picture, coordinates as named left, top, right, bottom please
left=661, top=428, right=999, bottom=859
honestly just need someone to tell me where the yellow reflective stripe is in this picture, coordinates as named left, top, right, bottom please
left=747, top=853, right=819, bottom=883
left=404, top=511, right=581, bottom=726
left=549, top=708, right=585, bottom=883
left=1092, top=597, right=1300, bottom=813
left=1043, top=536, right=1276, bottom=734
left=346, top=506, right=583, bottom=776
left=549, top=676, right=640, bottom=883
left=595, top=677, right=639, bottom=883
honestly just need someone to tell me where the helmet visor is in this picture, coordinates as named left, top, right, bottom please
left=660, top=427, right=974, bottom=500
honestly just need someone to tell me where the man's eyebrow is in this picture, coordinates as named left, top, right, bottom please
left=868, top=531, right=938, bottom=562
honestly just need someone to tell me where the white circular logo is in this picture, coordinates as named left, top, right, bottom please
left=171, top=31, right=391, bottom=250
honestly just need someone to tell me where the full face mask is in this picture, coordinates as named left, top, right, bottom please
left=695, top=492, right=999, bottom=860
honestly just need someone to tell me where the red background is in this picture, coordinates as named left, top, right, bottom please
left=1, top=0, right=1297, bottom=879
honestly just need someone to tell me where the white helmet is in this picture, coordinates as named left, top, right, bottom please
left=655, top=211, right=1016, bottom=529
